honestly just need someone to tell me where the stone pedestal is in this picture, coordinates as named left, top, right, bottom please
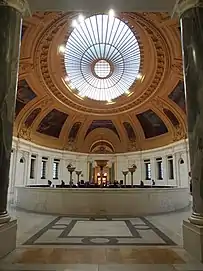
left=183, top=220, right=203, bottom=262
left=0, top=220, right=17, bottom=259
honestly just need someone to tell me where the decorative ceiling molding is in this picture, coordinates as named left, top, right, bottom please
left=15, top=11, right=186, bottom=152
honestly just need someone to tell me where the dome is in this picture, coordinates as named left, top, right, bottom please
left=15, top=12, right=186, bottom=153
left=64, top=14, right=141, bottom=101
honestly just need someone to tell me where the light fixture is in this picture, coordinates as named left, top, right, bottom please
left=136, top=73, right=142, bottom=80
left=109, top=9, right=115, bottom=17
left=69, top=82, right=75, bottom=89
left=79, top=92, right=85, bottom=98
left=127, top=92, right=133, bottom=97
left=78, top=14, right=85, bottom=23
left=58, top=45, right=66, bottom=54
left=106, top=100, right=116, bottom=105
left=64, top=75, right=70, bottom=82
left=72, top=19, right=78, bottom=28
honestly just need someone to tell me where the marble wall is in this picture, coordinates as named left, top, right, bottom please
left=8, top=137, right=190, bottom=199
left=15, top=187, right=190, bottom=216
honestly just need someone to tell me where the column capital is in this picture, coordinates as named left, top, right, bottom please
left=0, top=0, right=30, bottom=17
left=173, top=0, right=203, bottom=17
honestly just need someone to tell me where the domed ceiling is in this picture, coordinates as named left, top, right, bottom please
left=14, top=11, right=187, bottom=153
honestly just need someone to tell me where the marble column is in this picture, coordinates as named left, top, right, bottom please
left=175, top=0, right=203, bottom=261
left=177, top=0, right=203, bottom=225
left=0, top=0, right=29, bottom=223
left=0, top=0, right=29, bottom=258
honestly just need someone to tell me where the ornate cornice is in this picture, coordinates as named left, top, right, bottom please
left=16, top=11, right=187, bottom=152
left=0, top=0, right=30, bottom=16
left=33, top=12, right=173, bottom=115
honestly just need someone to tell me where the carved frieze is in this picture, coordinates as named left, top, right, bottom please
left=18, top=124, right=31, bottom=141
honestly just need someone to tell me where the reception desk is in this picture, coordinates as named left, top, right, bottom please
left=15, top=186, right=190, bottom=216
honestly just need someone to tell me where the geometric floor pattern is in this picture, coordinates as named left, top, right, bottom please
left=23, top=216, right=176, bottom=246
left=1, top=205, right=203, bottom=270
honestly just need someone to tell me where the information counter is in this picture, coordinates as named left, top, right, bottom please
left=15, top=186, right=190, bottom=216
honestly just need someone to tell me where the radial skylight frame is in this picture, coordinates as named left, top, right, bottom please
left=64, top=14, right=141, bottom=101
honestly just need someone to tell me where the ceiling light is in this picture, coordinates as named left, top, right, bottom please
left=136, top=73, right=142, bottom=80
left=72, top=19, right=78, bottom=28
left=78, top=14, right=85, bottom=23
left=69, top=82, right=75, bottom=89
left=109, top=9, right=115, bottom=17
left=79, top=92, right=85, bottom=98
left=107, top=100, right=116, bottom=105
left=58, top=45, right=66, bottom=54
left=64, top=75, right=70, bottom=82
left=127, top=92, right=133, bottom=97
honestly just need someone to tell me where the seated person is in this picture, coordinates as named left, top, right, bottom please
left=152, top=179, right=155, bottom=186
left=48, top=180, right=52, bottom=187
left=61, top=180, right=65, bottom=187
left=140, top=180, right=144, bottom=187
left=113, top=180, right=119, bottom=187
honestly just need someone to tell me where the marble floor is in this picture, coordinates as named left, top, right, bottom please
left=1, top=204, right=203, bottom=271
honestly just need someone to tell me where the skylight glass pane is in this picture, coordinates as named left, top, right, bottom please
left=64, top=14, right=141, bottom=101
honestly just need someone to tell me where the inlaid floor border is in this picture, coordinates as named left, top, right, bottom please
left=23, top=216, right=176, bottom=246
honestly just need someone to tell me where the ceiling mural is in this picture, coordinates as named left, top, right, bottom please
left=85, top=120, right=120, bottom=140
left=123, top=122, right=136, bottom=141
left=68, top=122, right=82, bottom=142
left=21, top=25, right=27, bottom=39
left=163, top=108, right=179, bottom=127
left=90, top=141, right=115, bottom=154
left=15, top=79, right=37, bottom=117
left=137, top=110, right=168, bottom=138
left=168, top=81, right=186, bottom=113
left=14, top=11, right=187, bottom=152
left=24, top=108, right=41, bottom=128
left=37, top=109, right=68, bottom=138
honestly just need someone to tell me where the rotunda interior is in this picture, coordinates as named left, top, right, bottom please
left=0, top=1, right=202, bottom=270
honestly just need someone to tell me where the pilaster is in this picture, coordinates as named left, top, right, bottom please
left=163, top=156, right=168, bottom=185
left=36, top=154, right=42, bottom=184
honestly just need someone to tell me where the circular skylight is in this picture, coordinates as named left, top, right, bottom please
left=64, top=14, right=141, bottom=101
left=94, top=60, right=111, bottom=79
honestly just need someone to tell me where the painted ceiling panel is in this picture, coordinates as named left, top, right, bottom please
left=16, top=12, right=186, bottom=151
left=90, top=141, right=114, bottom=153
left=68, top=122, right=82, bottom=141
left=123, top=122, right=136, bottom=141
left=85, top=120, right=120, bottom=139
left=15, top=79, right=37, bottom=117
left=168, top=81, right=186, bottom=113
left=37, top=109, right=68, bottom=138
left=137, top=110, right=168, bottom=138
left=24, top=108, right=41, bottom=128
left=163, top=108, right=179, bottom=127
left=21, top=25, right=27, bottom=39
